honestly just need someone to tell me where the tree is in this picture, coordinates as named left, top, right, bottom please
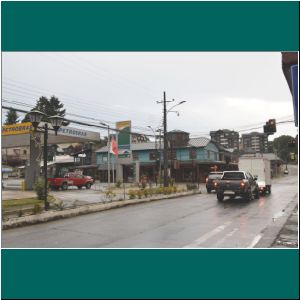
left=22, top=96, right=67, bottom=123
left=4, top=109, right=19, bottom=125
left=272, top=135, right=298, bottom=162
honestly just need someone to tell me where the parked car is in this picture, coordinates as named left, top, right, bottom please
left=214, top=171, right=259, bottom=202
left=206, top=172, right=223, bottom=193
left=48, top=172, right=94, bottom=190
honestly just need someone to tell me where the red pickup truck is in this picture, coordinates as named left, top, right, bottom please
left=48, top=172, right=94, bottom=190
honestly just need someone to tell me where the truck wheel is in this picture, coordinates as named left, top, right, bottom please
left=244, top=190, right=253, bottom=201
left=61, top=182, right=68, bottom=191
left=86, top=182, right=91, bottom=189
left=255, top=189, right=260, bottom=199
left=78, top=186, right=82, bottom=189
left=217, top=193, right=224, bottom=202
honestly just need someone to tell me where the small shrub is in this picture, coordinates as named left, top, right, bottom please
left=137, top=190, right=143, bottom=199
left=128, top=190, right=136, bottom=200
left=115, top=180, right=122, bottom=188
left=105, top=189, right=116, bottom=202
left=33, top=204, right=42, bottom=214
left=186, top=183, right=198, bottom=191
left=33, top=178, right=49, bottom=200
left=143, top=189, right=149, bottom=198
left=169, top=178, right=175, bottom=186
left=53, top=200, right=66, bottom=211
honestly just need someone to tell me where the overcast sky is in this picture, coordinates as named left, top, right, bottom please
left=1, top=52, right=298, bottom=140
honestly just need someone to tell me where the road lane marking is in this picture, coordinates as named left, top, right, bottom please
left=183, top=221, right=232, bottom=248
left=214, top=228, right=239, bottom=247
left=248, top=234, right=263, bottom=248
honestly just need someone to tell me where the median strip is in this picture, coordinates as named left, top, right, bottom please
left=2, top=190, right=201, bottom=230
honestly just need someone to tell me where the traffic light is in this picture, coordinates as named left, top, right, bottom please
left=288, top=139, right=297, bottom=148
left=263, top=119, right=276, bottom=134
left=290, top=152, right=296, bottom=161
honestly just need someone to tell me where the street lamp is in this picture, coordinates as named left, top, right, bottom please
left=28, top=110, right=65, bottom=210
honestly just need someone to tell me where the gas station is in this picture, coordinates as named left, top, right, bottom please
left=2, top=122, right=100, bottom=189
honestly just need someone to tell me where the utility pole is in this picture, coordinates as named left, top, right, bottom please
left=157, top=92, right=186, bottom=187
left=107, top=126, right=111, bottom=188
left=163, top=92, right=168, bottom=187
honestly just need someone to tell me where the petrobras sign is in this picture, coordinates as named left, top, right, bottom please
left=57, top=127, right=88, bottom=137
left=2, top=122, right=32, bottom=135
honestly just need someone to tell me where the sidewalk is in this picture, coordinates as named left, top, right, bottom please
left=271, top=205, right=298, bottom=248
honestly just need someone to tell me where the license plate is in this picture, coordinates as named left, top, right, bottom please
left=224, top=190, right=235, bottom=195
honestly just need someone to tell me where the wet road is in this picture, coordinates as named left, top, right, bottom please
left=2, top=170, right=298, bottom=248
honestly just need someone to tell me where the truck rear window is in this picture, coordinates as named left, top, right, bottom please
left=208, top=174, right=223, bottom=179
left=222, top=172, right=245, bottom=180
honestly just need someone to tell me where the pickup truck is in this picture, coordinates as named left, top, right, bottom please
left=214, top=171, right=259, bottom=202
left=206, top=171, right=223, bottom=193
left=48, top=172, right=94, bottom=190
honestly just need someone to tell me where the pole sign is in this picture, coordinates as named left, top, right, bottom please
left=116, top=120, right=131, bottom=158
left=291, top=64, right=298, bottom=127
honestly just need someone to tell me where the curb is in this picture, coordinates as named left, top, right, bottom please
left=254, top=194, right=298, bottom=248
left=2, top=190, right=201, bottom=230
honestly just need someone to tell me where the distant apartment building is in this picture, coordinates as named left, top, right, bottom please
left=241, top=132, right=268, bottom=153
left=210, top=129, right=239, bottom=150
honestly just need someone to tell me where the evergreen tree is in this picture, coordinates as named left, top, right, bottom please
left=22, top=96, right=67, bottom=123
left=4, top=109, right=19, bottom=125
left=273, top=135, right=298, bottom=162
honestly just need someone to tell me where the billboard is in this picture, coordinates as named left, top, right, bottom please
left=116, top=120, right=131, bottom=158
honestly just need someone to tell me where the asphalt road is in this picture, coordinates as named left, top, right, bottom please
left=2, top=168, right=298, bottom=248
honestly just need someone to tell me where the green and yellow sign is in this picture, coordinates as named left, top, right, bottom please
left=116, top=120, right=131, bottom=158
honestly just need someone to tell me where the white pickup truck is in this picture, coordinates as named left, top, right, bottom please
left=238, top=157, right=271, bottom=195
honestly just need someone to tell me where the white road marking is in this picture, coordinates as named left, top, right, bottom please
left=183, top=221, right=232, bottom=248
left=248, top=234, right=263, bottom=248
left=214, top=228, right=239, bottom=247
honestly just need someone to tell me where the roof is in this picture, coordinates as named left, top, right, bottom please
left=96, top=137, right=212, bottom=153
left=188, top=137, right=210, bottom=147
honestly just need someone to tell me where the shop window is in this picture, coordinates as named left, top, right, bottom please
left=132, top=152, right=139, bottom=161
left=149, top=151, right=157, bottom=160
left=189, top=149, right=197, bottom=159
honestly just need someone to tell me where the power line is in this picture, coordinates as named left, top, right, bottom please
left=2, top=105, right=157, bottom=138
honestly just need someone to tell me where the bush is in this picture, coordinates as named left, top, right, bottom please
left=105, top=189, right=116, bottom=202
left=33, top=204, right=42, bottom=214
left=186, top=183, right=198, bottom=191
left=53, top=200, right=65, bottom=211
left=33, top=178, right=49, bottom=200
left=143, top=189, right=149, bottom=198
left=128, top=190, right=136, bottom=200
left=115, top=180, right=122, bottom=188
left=169, top=178, right=175, bottom=187
left=137, top=190, right=143, bottom=199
